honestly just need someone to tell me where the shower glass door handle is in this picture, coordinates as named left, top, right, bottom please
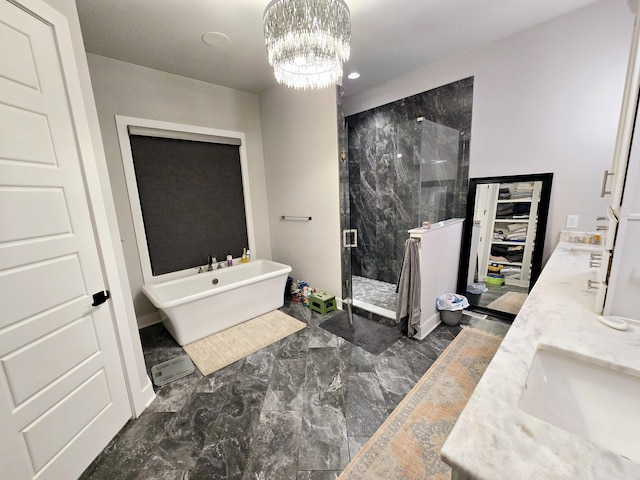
left=343, top=229, right=358, bottom=248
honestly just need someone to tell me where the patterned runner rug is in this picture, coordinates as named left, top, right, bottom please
left=338, top=327, right=502, bottom=480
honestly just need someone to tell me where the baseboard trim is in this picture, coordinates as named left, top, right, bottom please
left=137, top=311, right=161, bottom=329
left=414, top=311, right=441, bottom=340
left=134, top=377, right=156, bottom=418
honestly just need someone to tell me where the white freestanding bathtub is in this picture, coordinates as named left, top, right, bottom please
left=142, top=259, right=292, bottom=345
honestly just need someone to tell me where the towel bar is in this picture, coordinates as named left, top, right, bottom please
left=280, top=215, right=312, bottom=221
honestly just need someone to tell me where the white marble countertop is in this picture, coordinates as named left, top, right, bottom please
left=441, top=241, right=640, bottom=479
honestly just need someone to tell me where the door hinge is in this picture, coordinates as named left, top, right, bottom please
left=92, top=290, right=111, bottom=306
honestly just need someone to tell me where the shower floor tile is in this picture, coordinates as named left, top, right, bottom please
left=352, top=275, right=397, bottom=311
left=80, top=302, right=509, bottom=480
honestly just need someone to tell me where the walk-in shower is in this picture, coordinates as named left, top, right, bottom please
left=342, top=77, right=474, bottom=318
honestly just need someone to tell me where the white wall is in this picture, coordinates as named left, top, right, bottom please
left=260, top=86, right=342, bottom=298
left=87, top=55, right=272, bottom=325
left=41, top=0, right=153, bottom=414
left=345, top=0, right=635, bottom=263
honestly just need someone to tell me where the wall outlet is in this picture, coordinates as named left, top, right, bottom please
left=566, top=215, right=579, bottom=229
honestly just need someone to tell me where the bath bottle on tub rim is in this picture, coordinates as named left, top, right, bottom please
left=226, top=251, right=233, bottom=267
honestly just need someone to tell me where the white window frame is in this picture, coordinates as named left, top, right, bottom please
left=115, top=115, right=255, bottom=285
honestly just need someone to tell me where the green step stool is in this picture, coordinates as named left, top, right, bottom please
left=309, top=292, right=337, bottom=315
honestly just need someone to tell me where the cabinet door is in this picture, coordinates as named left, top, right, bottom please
left=604, top=217, right=640, bottom=318
left=620, top=106, right=640, bottom=215
left=604, top=7, right=640, bottom=212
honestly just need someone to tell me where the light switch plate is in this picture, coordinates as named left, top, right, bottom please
left=566, top=215, right=579, bottom=228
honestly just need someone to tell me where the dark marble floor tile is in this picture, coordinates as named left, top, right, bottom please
left=82, top=297, right=509, bottom=480
left=344, top=372, right=388, bottom=437
left=308, top=324, right=341, bottom=348
left=397, top=325, right=456, bottom=362
left=347, top=344, right=378, bottom=373
left=143, top=432, right=203, bottom=470
left=174, top=392, right=225, bottom=438
left=347, top=436, right=370, bottom=461
left=238, top=349, right=276, bottom=380
left=263, top=358, right=307, bottom=412
left=373, top=356, right=415, bottom=407
left=80, top=412, right=176, bottom=480
left=299, top=391, right=349, bottom=471
left=304, top=347, right=349, bottom=392
left=275, top=328, right=310, bottom=359
left=381, top=340, right=434, bottom=381
left=199, top=396, right=264, bottom=479
left=134, top=470, right=188, bottom=480
left=188, top=442, right=239, bottom=480
left=281, top=301, right=315, bottom=324
left=145, top=371, right=202, bottom=413
left=297, top=471, right=340, bottom=480
left=243, top=410, right=302, bottom=480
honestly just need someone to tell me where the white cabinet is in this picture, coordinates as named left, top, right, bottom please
left=477, top=182, right=541, bottom=288
left=602, top=98, right=640, bottom=316
left=602, top=0, right=640, bottom=213
left=600, top=0, right=640, bottom=318
left=605, top=217, right=640, bottom=318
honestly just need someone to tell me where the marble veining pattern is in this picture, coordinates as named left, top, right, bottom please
left=81, top=301, right=508, bottom=480
left=352, top=275, right=397, bottom=311
left=347, top=77, right=473, bottom=284
left=441, top=243, right=640, bottom=479
left=344, top=372, right=388, bottom=436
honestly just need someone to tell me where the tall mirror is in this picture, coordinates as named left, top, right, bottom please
left=457, top=173, right=553, bottom=319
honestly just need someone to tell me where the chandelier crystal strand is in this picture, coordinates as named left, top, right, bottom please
left=263, top=0, right=351, bottom=90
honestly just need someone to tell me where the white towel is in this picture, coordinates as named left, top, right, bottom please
left=396, top=238, right=421, bottom=337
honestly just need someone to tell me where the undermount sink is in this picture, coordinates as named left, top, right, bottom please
left=518, top=347, right=640, bottom=463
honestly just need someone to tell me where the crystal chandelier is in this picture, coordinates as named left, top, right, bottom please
left=263, top=0, right=351, bottom=90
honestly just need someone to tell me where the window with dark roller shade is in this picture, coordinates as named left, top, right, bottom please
left=129, top=134, right=249, bottom=276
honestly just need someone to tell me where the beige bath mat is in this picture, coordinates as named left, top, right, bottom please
left=487, top=291, right=528, bottom=315
left=183, top=310, right=306, bottom=376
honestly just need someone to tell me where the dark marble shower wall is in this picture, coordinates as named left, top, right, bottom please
left=347, top=77, right=473, bottom=285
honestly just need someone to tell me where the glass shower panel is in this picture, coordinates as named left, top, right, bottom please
left=418, top=119, right=461, bottom=224
left=392, top=118, right=422, bottom=288
left=336, top=86, right=353, bottom=321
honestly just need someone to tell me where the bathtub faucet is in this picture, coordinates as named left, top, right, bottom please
left=207, top=255, right=216, bottom=271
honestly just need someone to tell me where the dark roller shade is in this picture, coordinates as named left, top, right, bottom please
left=130, top=135, right=249, bottom=276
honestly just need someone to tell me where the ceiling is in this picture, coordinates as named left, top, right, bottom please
left=76, top=0, right=600, bottom=98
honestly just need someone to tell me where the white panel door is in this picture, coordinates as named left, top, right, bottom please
left=0, top=1, right=131, bottom=479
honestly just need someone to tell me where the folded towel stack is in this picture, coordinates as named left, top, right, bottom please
left=512, top=182, right=534, bottom=199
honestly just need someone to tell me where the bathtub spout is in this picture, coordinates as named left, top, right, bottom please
left=207, top=255, right=216, bottom=271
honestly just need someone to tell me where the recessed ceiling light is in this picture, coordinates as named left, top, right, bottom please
left=202, top=32, right=230, bottom=48
left=347, top=72, right=360, bottom=79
